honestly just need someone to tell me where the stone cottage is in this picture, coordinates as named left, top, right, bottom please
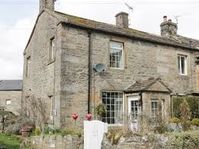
left=22, top=0, right=199, bottom=128
left=0, top=80, right=22, bottom=115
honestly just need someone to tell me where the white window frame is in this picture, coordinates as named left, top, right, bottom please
left=102, top=91, right=124, bottom=125
left=178, top=55, right=187, bottom=75
left=6, top=99, right=11, bottom=105
left=109, top=41, right=124, bottom=69
left=150, top=99, right=158, bottom=118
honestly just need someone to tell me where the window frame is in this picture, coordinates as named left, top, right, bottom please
left=49, top=37, right=55, bottom=62
left=150, top=99, right=159, bottom=118
left=26, top=56, right=31, bottom=77
left=109, top=41, right=124, bottom=69
left=178, top=54, right=187, bottom=75
left=6, top=99, right=12, bottom=105
left=101, top=91, right=124, bottom=125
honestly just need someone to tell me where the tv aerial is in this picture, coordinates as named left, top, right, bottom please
left=124, top=3, right=133, bottom=27
left=125, top=3, right=133, bottom=12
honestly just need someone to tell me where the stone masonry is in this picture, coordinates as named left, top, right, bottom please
left=22, top=0, right=199, bottom=128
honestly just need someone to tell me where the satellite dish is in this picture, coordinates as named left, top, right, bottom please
left=93, top=63, right=106, bottom=73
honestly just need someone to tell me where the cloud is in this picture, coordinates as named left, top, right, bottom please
left=0, top=16, right=35, bottom=79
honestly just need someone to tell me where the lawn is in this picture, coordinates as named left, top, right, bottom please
left=0, top=133, right=21, bottom=149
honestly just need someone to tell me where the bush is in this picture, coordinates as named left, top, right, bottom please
left=61, top=128, right=82, bottom=137
left=43, top=125, right=61, bottom=135
left=191, top=118, right=199, bottom=127
left=106, top=127, right=123, bottom=145
left=181, top=120, right=191, bottom=131
left=169, top=117, right=181, bottom=124
left=172, top=96, right=199, bottom=119
left=5, top=115, right=34, bottom=135
left=167, top=130, right=199, bottom=149
left=95, top=104, right=106, bottom=120
left=34, top=127, right=41, bottom=136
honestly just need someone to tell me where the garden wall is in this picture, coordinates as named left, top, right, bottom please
left=30, top=135, right=83, bottom=149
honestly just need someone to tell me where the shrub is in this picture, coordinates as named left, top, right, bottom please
left=180, top=99, right=191, bottom=131
left=34, top=127, right=41, bottom=136
left=95, top=104, right=106, bottom=120
left=61, top=128, right=82, bottom=137
left=169, top=117, right=181, bottom=124
left=172, top=96, right=199, bottom=119
left=43, top=125, right=61, bottom=135
left=106, top=127, right=123, bottom=145
left=191, top=118, right=199, bottom=127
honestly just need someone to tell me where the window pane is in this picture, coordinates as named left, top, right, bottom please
left=110, top=41, right=124, bottom=68
left=151, top=99, right=158, bottom=118
left=102, top=91, right=123, bottom=124
left=178, top=55, right=187, bottom=75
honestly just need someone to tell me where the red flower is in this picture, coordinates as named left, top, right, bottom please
left=85, top=113, right=92, bottom=121
left=72, top=113, right=78, bottom=121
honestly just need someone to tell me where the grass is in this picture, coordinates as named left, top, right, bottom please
left=0, top=133, right=21, bottom=149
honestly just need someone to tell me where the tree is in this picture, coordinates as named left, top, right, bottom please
left=180, top=99, right=191, bottom=131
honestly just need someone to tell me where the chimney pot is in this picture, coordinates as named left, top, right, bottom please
left=160, top=16, right=177, bottom=37
left=115, top=12, right=129, bottom=28
left=163, top=16, right=167, bottom=22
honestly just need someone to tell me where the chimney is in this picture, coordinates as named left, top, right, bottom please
left=39, top=0, right=56, bottom=12
left=115, top=12, right=129, bottom=28
left=160, top=16, right=178, bottom=37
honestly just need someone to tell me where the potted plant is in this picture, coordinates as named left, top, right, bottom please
left=95, top=104, right=106, bottom=120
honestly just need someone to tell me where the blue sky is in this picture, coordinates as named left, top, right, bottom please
left=0, top=0, right=199, bottom=79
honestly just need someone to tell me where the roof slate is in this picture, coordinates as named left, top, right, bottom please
left=125, top=78, right=171, bottom=93
left=51, top=10, right=199, bottom=50
left=0, top=80, right=22, bottom=91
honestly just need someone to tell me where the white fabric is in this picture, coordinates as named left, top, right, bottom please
left=84, top=120, right=108, bottom=149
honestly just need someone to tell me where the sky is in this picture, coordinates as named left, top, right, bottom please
left=0, top=0, right=199, bottom=79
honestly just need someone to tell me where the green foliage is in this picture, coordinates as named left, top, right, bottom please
left=95, top=103, right=106, bottom=119
left=172, top=96, right=199, bottom=119
left=180, top=99, right=191, bottom=131
left=180, top=99, right=191, bottom=120
left=34, top=128, right=41, bottom=136
left=167, top=130, right=199, bottom=149
left=61, top=128, right=82, bottom=137
left=169, top=117, right=181, bottom=124
left=0, top=133, right=21, bottom=149
left=43, top=126, right=61, bottom=135
left=191, top=118, right=199, bottom=126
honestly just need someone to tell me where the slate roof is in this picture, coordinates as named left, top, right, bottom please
left=25, top=9, right=199, bottom=51
left=125, top=78, right=171, bottom=93
left=0, top=80, right=22, bottom=91
left=52, top=10, right=199, bottom=51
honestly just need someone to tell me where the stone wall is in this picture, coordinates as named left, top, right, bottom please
left=23, top=9, right=199, bottom=128
left=30, top=135, right=83, bottom=149
left=0, top=91, right=21, bottom=115
left=60, top=25, right=198, bottom=126
left=22, top=11, right=61, bottom=127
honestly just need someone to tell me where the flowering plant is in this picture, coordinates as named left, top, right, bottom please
left=72, top=113, right=78, bottom=121
left=85, top=113, right=92, bottom=121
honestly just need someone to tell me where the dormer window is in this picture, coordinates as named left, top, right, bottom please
left=178, top=55, right=187, bottom=75
left=110, top=41, right=124, bottom=69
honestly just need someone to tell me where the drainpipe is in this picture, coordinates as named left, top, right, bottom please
left=88, top=31, right=92, bottom=114
left=140, top=91, right=143, bottom=112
